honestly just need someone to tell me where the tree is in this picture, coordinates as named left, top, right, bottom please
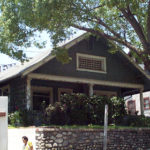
left=0, top=0, right=150, bottom=70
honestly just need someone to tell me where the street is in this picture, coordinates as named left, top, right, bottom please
left=8, top=127, right=36, bottom=150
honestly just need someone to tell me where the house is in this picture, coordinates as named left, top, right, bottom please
left=0, top=33, right=150, bottom=114
left=126, top=91, right=150, bottom=116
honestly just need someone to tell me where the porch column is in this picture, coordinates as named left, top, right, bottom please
left=89, top=83, right=94, bottom=96
left=26, top=78, right=32, bottom=110
left=139, top=88, right=144, bottom=115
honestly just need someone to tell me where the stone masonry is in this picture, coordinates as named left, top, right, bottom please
left=36, top=128, right=150, bottom=150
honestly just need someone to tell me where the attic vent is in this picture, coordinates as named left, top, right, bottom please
left=76, top=53, right=106, bottom=73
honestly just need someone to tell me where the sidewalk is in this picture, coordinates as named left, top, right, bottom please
left=8, top=127, right=36, bottom=150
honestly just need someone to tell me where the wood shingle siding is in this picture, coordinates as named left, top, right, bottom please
left=9, top=77, right=26, bottom=111
left=33, top=37, right=144, bottom=84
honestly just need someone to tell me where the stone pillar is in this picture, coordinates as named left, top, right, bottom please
left=140, top=89, right=144, bottom=115
left=89, top=84, right=94, bottom=96
left=26, top=78, right=32, bottom=110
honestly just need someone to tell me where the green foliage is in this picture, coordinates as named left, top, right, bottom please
left=110, top=97, right=127, bottom=124
left=45, top=102, right=67, bottom=125
left=8, top=109, right=35, bottom=127
left=0, top=0, right=150, bottom=66
left=8, top=110, right=23, bottom=126
left=124, top=115, right=150, bottom=127
left=52, top=47, right=72, bottom=64
left=19, top=109, right=35, bottom=126
left=61, top=94, right=92, bottom=125
left=9, top=95, right=150, bottom=128
left=88, top=95, right=111, bottom=124
left=44, top=93, right=126, bottom=125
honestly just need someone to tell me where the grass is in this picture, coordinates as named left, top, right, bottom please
left=43, top=124, right=104, bottom=129
left=32, top=124, right=150, bottom=129
left=8, top=124, right=150, bottom=129
left=8, top=125, right=17, bottom=129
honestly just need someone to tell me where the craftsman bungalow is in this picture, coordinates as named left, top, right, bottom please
left=0, top=33, right=150, bottom=114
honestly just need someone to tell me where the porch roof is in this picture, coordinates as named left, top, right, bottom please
left=29, top=73, right=144, bottom=90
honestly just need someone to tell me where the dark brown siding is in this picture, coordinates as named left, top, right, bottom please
left=9, top=77, right=26, bottom=111
left=34, top=36, right=144, bottom=84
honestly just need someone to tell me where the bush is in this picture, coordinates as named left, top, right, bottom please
left=62, top=94, right=94, bottom=125
left=88, top=95, right=111, bottom=125
left=110, top=97, right=127, bottom=124
left=8, top=94, right=127, bottom=126
left=8, top=109, right=35, bottom=126
left=44, top=93, right=127, bottom=125
left=45, top=102, right=67, bottom=125
left=8, top=110, right=23, bottom=126
left=122, top=115, right=150, bottom=127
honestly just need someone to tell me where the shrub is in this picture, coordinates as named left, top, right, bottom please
left=45, top=102, right=67, bottom=125
left=88, top=95, right=111, bottom=125
left=8, top=109, right=35, bottom=126
left=124, top=115, right=150, bottom=127
left=110, top=97, right=127, bottom=124
left=19, top=109, right=35, bottom=126
left=8, top=110, right=23, bottom=126
left=61, top=93, right=91, bottom=125
left=44, top=93, right=127, bottom=125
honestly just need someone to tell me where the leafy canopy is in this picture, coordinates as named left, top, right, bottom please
left=0, top=0, right=150, bottom=68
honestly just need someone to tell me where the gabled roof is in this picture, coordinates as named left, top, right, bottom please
left=0, top=33, right=150, bottom=83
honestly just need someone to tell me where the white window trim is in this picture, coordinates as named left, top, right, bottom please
left=94, top=90, right=117, bottom=98
left=58, top=88, right=73, bottom=101
left=76, top=53, right=107, bottom=74
left=31, top=86, right=53, bottom=108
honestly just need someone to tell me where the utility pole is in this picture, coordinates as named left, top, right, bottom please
left=103, top=104, right=108, bottom=150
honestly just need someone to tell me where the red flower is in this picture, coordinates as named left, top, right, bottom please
left=15, top=106, right=18, bottom=110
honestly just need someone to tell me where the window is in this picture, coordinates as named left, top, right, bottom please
left=32, top=86, right=53, bottom=110
left=3, top=88, right=9, bottom=96
left=58, top=88, right=73, bottom=101
left=0, top=85, right=10, bottom=96
left=127, top=100, right=136, bottom=114
left=33, top=92, right=50, bottom=110
left=93, top=90, right=117, bottom=98
left=76, top=53, right=106, bottom=73
left=144, top=97, right=150, bottom=110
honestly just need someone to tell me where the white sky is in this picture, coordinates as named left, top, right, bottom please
left=0, top=31, right=52, bottom=64
left=0, top=30, right=85, bottom=64
left=0, top=46, right=52, bottom=64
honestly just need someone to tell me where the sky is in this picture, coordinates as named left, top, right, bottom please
left=0, top=47, right=51, bottom=64
left=0, top=30, right=85, bottom=65
left=0, top=31, right=52, bottom=64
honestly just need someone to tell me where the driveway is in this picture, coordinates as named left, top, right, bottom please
left=8, top=127, right=36, bottom=150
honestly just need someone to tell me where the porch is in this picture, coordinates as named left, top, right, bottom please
left=25, top=73, right=144, bottom=114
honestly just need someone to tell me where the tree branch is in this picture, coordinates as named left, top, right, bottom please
left=72, top=24, right=143, bottom=57
left=91, top=17, right=122, bottom=39
left=91, top=5, right=104, bottom=11
left=79, top=0, right=104, bottom=11
left=120, top=6, right=148, bottom=50
left=147, top=0, right=150, bottom=43
left=79, top=1, right=122, bottom=39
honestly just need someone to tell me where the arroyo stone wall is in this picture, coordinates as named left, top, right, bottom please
left=36, top=128, right=150, bottom=150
